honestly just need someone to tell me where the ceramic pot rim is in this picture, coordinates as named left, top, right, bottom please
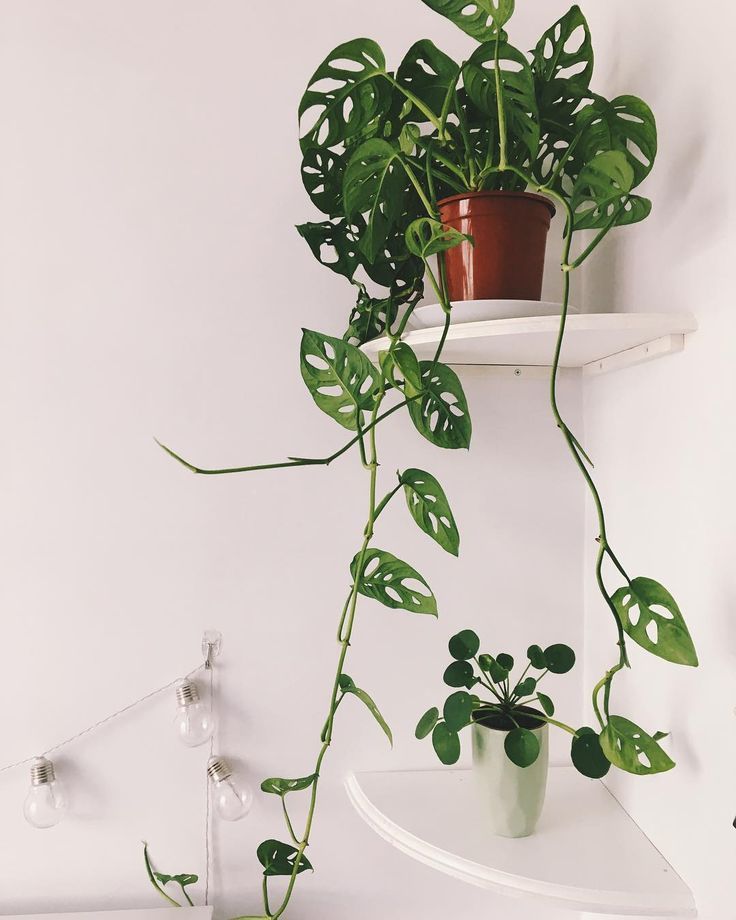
left=437, top=189, right=556, bottom=218
left=472, top=705, right=547, bottom=733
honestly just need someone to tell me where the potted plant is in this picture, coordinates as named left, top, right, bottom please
left=416, top=629, right=597, bottom=837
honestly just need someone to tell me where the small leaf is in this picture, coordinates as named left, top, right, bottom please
left=443, top=660, right=475, bottom=688
left=384, top=344, right=423, bottom=395
left=571, top=727, right=611, bottom=779
left=344, top=286, right=400, bottom=346
left=496, top=653, right=514, bottom=671
left=257, top=839, right=313, bottom=878
left=504, top=727, right=540, bottom=767
left=300, top=329, right=380, bottom=431
left=478, top=653, right=494, bottom=671
left=600, top=715, right=675, bottom=776
left=408, top=361, right=472, bottom=450
left=405, top=218, right=471, bottom=260
left=544, top=644, right=576, bottom=674
left=260, top=775, right=317, bottom=797
left=341, top=678, right=393, bottom=746
left=612, top=577, right=698, bottom=666
left=443, top=691, right=475, bottom=731
left=401, top=468, right=460, bottom=556
left=537, top=692, right=554, bottom=717
left=652, top=731, right=669, bottom=742
left=448, top=629, right=480, bottom=660
left=432, top=721, right=461, bottom=765
left=570, top=150, right=635, bottom=231
left=488, top=661, right=509, bottom=684
left=420, top=0, right=513, bottom=39
left=514, top=677, right=537, bottom=697
left=351, top=548, right=437, bottom=615
left=416, top=707, right=440, bottom=740
left=527, top=644, right=547, bottom=669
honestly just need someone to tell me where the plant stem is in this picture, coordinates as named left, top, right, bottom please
left=493, top=33, right=507, bottom=170
left=142, top=844, right=181, bottom=908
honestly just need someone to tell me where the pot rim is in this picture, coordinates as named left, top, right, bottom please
left=472, top=704, right=547, bottom=733
left=437, top=189, right=556, bottom=218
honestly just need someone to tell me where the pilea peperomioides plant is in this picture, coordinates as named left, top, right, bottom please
left=152, top=2, right=697, bottom=916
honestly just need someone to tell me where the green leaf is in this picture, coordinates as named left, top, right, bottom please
left=463, top=41, right=539, bottom=160
left=496, top=653, right=514, bottom=671
left=405, top=218, right=471, bottom=261
left=577, top=94, right=657, bottom=186
left=448, top=629, right=480, bottom=660
left=443, top=660, right=475, bottom=688
left=339, top=675, right=393, bottom=746
left=155, top=872, right=198, bottom=888
left=257, top=839, right=313, bottom=878
left=351, top=548, right=437, bottom=615
left=488, top=660, right=509, bottom=684
left=571, top=727, right=611, bottom=779
left=300, top=329, right=380, bottom=431
left=297, top=220, right=362, bottom=282
left=653, top=730, right=669, bottom=742
left=601, top=715, right=675, bottom=776
left=537, top=692, right=554, bottom=717
left=299, top=39, right=389, bottom=152
left=300, top=147, right=346, bottom=216
left=612, top=577, right=697, bottom=666
left=420, top=0, right=513, bottom=40
left=478, top=653, right=494, bottom=671
left=396, top=40, right=460, bottom=121
left=344, top=139, right=408, bottom=262
left=432, top=721, right=461, bottom=764
left=504, top=727, right=540, bottom=767
left=544, top=644, right=576, bottom=674
left=526, top=644, right=547, bottom=669
left=443, top=690, right=475, bottom=731
left=382, top=343, right=423, bottom=395
left=533, top=5, right=593, bottom=89
left=408, top=361, right=472, bottom=450
left=344, top=287, right=399, bottom=346
left=400, top=468, right=460, bottom=556
left=260, top=774, right=317, bottom=797
left=570, top=150, right=634, bottom=231
left=514, top=677, right=537, bottom=697
left=416, top=707, right=440, bottom=739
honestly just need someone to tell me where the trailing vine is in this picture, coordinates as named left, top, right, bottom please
left=153, top=2, right=698, bottom=915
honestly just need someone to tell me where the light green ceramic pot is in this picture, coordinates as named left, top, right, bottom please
left=471, top=706, right=549, bottom=838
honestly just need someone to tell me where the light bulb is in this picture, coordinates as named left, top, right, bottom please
left=207, top=756, right=253, bottom=821
left=24, top=757, right=66, bottom=828
left=173, top=679, right=216, bottom=747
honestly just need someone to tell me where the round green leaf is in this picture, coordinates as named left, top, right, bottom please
left=571, top=727, right=611, bottom=779
left=478, top=653, right=494, bottom=671
left=544, top=643, right=576, bottom=674
left=514, top=677, right=537, bottom=697
left=432, top=722, right=461, bottom=765
left=526, top=644, right=547, bottom=669
left=504, top=727, right=540, bottom=768
left=443, top=691, right=474, bottom=731
left=415, top=707, right=440, bottom=740
left=448, top=629, right=480, bottom=660
left=496, top=652, right=514, bottom=671
left=443, top=660, right=475, bottom=688
left=536, top=692, right=554, bottom=717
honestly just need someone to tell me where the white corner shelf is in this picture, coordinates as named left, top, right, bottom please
left=345, top=767, right=696, bottom=917
left=361, top=311, right=697, bottom=376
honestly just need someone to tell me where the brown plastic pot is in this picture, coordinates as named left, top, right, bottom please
left=438, top=190, right=556, bottom=302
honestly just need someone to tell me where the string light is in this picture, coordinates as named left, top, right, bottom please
left=173, top=678, right=216, bottom=747
left=23, top=757, right=66, bottom=828
left=207, top=756, right=253, bottom=821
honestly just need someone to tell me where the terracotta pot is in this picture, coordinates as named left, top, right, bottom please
left=438, top=190, right=556, bottom=302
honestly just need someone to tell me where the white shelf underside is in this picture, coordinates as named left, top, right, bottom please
left=361, top=312, right=698, bottom=376
left=345, top=767, right=696, bottom=918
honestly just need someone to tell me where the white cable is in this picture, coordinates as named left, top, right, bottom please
left=204, top=663, right=215, bottom=905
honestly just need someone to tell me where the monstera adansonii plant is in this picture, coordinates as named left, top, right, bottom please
left=156, top=3, right=697, bottom=917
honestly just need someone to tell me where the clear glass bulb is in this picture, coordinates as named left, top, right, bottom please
left=173, top=680, right=216, bottom=747
left=24, top=758, right=66, bottom=829
left=208, top=757, right=253, bottom=821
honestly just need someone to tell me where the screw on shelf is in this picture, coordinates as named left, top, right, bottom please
left=514, top=368, right=521, bottom=376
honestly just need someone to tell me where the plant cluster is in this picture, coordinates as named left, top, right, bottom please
left=150, top=2, right=698, bottom=917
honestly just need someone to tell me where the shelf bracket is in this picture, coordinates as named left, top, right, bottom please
left=583, top=334, right=685, bottom=377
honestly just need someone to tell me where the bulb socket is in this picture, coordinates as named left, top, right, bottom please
left=175, top=679, right=200, bottom=706
left=30, top=757, right=56, bottom=786
left=207, top=756, right=233, bottom=783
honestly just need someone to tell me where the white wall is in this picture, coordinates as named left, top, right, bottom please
left=0, top=3, right=585, bottom=918
left=580, top=3, right=735, bottom=919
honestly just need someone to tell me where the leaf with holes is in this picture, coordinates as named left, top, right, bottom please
left=344, top=139, right=410, bottom=262
left=297, top=219, right=362, bottom=282
left=344, top=287, right=399, bottom=347
left=155, top=872, right=198, bottom=888
left=396, top=40, right=460, bottom=123
left=299, top=39, right=390, bottom=152
left=420, top=0, right=513, bottom=40
left=416, top=706, right=440, bottom=739
left=405, top=218, right=471, bottom=261
left=504, top=727, right=540, bottom=767
left=533, top=5, right=593, bottom=89
left=570, top=150, right=634, bottom=230
left=432, top=721, right=461, bottom=764
left=408, top=361, right=472, bottom=450
left=300, top=329, right=380, bottom=431
left=576, top=94, right=657, bottom=186
left=351, top=548, right=437, bottom=615
left=400, top=468, right=460, bottom=556
left=260, top=774, right=317, bottom=797
left=339, top=674, right=393, bottom=746
left=257, top=839, right=313, bottom=877
left=381, top=343, right=423, bottom=395
left=463, top=41, right=539, bottom=160
left=600, top=715, right=675, bottom=776
left=300, top=148, right=347, bottom=217
left=612, top=577, right=698, bottom=666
